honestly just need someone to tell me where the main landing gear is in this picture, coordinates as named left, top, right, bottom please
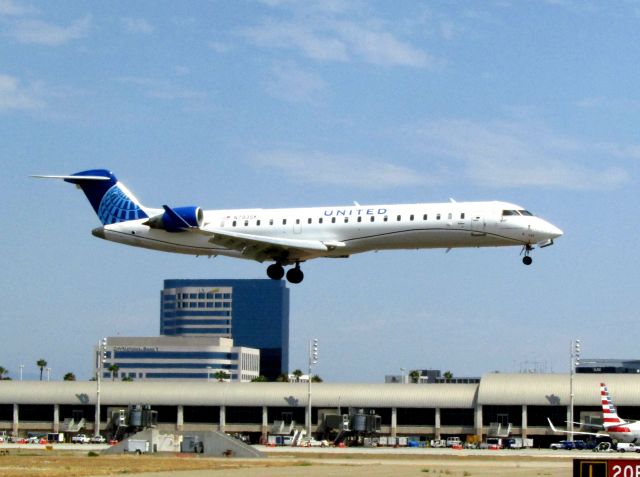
left=521, top=245, right=533, bottom=266
left=266, top=262, right=304, bottom=284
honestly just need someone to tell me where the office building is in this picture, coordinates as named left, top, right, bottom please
left=96, top=336, right=260, bottom=382
left=160, top=279, right=289, bottom=379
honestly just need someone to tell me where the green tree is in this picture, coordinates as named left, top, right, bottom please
left=275, top=373, right=290, bottom=382
left=122, top=376, right=134, bottom=382
left=409, top=370, right=421, bottom=384
left=0, top=366, right=9, bottom=380
left=214, top=371, right=230, bottom=382
left=292, top=369, right=303, bottom=382
left=63, top=372, right=76, bottom=381
left=251, top=375, right=267, bottom=382
left=311, top=375, right=323, bottom=383
left=443, top=371, right=453, bottom=382
left=108, top=364, right=120, bottom=381
left=36, top=359, right=47, bottom=381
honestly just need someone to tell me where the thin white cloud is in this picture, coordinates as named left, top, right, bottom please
left=121, top=17, right=154, bottom=34
left=8, top=14, right=91, bottom=45
left=0, top=0, right=37, bottom=16
left=240, top=16, right=433, bottom=67
left=251, top=150, right=433, bottom=189
left=0, top=73, right=44, bottom=111
left=264, top=62, right=327, bottom=104
left=207, top=41, right=232, bottom=54
left=403, top=119, right=632, bottom=190
left=117, top=76, right=207, bottom=101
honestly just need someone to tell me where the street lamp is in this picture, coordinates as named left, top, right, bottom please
left=96, top=337, right=107, bottom=437
left=569, top=338, right=581, bottom=442
left=400, top=368, right=405, bottom=384
left=46, top=368, right=51, bottom=381
left=19, top=364, right=24, bottom=381
left=307, top=338, right=319, bottom=440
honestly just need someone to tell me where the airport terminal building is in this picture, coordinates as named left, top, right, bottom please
left=3, top=373, right=640, bottom=446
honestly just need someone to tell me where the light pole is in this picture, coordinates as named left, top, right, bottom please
left=46, top=368, right=51, bottom=381
left=206, top=366, right=212, bottom=382
left=307, top=338, right=318, bottom=440
left=400, top=368, right=405, bottom=384
left=96, top=338, right=107, bottom=437
left=19, top=364, right=24, bottom=381
left=569, top=338, right=581, bottom=442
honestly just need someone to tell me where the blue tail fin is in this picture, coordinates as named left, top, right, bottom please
left=64, top=169, right=149, bottom=225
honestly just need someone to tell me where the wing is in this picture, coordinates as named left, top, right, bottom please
left=547, top=418, right=607, bottom=437
left=191, top=227, right=345, bottom=263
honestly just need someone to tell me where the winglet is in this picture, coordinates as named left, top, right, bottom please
left=547, top=418, right=559, bottom=432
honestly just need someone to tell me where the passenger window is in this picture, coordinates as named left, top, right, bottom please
left=244, top=220, right=249, bottom=226
left=460, top=213, right=465, bottom=220
left=257, top=220, right=261, bottom=226
left=357, top=216, right=362, bottom=223
left=319, top=218, right=323, bottom=224
left=307, top=218, right=312, bottom=224
left=344, top=217, right=348, bottom=223
left=370, top=216, right=375, bottom=222
left=448, top=213, right=452, bottom=220
left=423, top=214, right=428, bottom=220
left=331, top=217, right=336, bottom=224
left=283, top=219, right=287, bottom=225
left=232, top=220, right=237, bottom=227
left=384, top=216, right=388, bottom=222
left=436, top=214, right=441, bottom=220
left=269, top=219, right=273, bottom=226
left=397, top=215, right=401, bottom=221
left=410, top=214, right=414, bottom=221
left=295, top=219, right=300, bottom=225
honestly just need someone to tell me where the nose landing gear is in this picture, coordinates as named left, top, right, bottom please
left=521, top=245, right=533, bottom=265
left=266, top=262, right=304, bottom=284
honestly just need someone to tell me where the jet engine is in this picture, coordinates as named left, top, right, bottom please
left=144, top=206, right=203, bottom=232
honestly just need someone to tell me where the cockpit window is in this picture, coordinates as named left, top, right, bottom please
left=502, top=210, right=519, bottom=216
left=518, top=210, right=533, bottom=216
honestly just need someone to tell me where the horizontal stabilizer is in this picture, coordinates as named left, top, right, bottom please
left=30, top=175, right=110, bottom=181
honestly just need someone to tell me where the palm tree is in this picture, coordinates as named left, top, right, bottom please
left=214, top=371, right=230, bottom=382
left=443, top=371, right=453, bottom=382
left=36, top=359, right=47, bottom=381
left=108, top=364, right=120, bottom=381
left=409, top=370, right=421, bottom=384
left=311, top=375, right=323, bottom=383
left=251, top=375, right=267, bottom=382
left=0, top=366, right=9, bottom=380
left=63, top=372, right=76, bottom=381
left=292, top=369, right=303, bottom=382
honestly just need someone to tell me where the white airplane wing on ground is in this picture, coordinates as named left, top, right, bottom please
left=547, top=418, right=608, bottom=437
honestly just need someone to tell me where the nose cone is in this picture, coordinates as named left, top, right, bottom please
left=540, top=221, right=563, bottom=240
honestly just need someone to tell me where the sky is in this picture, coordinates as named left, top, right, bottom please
left=2, top=0, right=640, bottom=382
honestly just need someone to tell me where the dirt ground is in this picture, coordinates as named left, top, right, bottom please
left=0, top=451, right=573, bottom=477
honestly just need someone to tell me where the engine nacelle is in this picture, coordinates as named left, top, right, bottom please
left=144, top=206, right=203, bottom=232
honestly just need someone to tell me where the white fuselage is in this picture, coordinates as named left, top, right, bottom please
left=93, top=200, right=562, bottom=263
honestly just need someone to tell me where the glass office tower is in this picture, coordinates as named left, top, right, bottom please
left=161, top=279, right=289, bottom=379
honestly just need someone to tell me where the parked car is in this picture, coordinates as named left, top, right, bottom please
left=90, top=435, right=106, bottom=444
left=72, top=434, right=91, bottom=444
left=550, top=440, right=574, bottom=450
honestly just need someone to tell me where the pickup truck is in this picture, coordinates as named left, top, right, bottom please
left=617, top=443, right=640, bottom=453
left=72, top=434, right=91, bottom=444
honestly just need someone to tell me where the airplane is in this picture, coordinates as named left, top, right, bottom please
left=32, top=169, right=563, bottom=284
left=548, top=382, right=640, bottom=443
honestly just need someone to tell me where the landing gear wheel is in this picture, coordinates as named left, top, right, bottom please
left=286, top=267, right=304, bottom=284
left=266, top=263, right=285, bottom=280
left=522, top=256, right=533, bottom=266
